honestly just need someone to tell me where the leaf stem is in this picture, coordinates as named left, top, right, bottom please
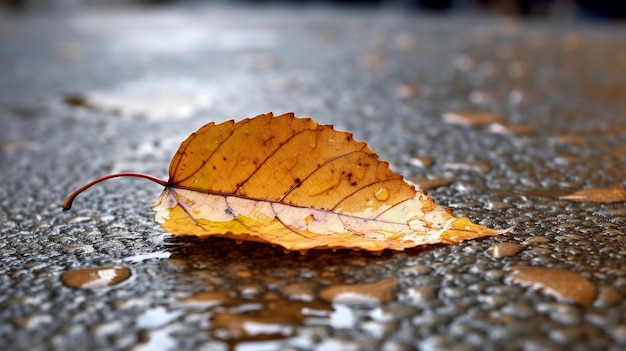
left=62, top=172, right=168, bottom=211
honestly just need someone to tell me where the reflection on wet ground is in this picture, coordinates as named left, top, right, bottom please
left=128, top=237, right=421, bottom=350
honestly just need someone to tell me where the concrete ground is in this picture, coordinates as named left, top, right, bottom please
left=1, top=3, right=625, bottom=350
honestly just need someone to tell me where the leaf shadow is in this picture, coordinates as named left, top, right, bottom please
left=162, top=235, right=437, bottom=287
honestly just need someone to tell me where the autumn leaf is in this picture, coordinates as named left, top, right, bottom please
left=64, top=112, right=511, bottom=251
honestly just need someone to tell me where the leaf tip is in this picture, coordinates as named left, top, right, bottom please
left=440, top=217, right=516, bottom=244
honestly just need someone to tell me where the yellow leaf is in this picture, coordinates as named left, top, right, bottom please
left=64, top=112, right=512, bottom=251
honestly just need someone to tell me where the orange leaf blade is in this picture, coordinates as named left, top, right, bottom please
left=154, top=113, right=510, bottom=251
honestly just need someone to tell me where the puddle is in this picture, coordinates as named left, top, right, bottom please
left=506, top=266, right=596, bottom=306
left=560, top=183, right=626, bottom=203
left=129, top=274, right=406, bottom=349
left=63, top=78, right=216, bottom=119
left=61, top=266, right=131, bottom=289
left=210, top=298, right=331, bottom=342
left=487, top=243, right=524, bottom=258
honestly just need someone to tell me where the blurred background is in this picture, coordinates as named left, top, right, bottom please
left=1, top=0, right=626, bottom=19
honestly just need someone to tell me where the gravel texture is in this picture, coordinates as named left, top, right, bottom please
left=1, top=4, right=625, bottom=351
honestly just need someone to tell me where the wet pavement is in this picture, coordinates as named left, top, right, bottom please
left=1, top=3, right=626, bottom=351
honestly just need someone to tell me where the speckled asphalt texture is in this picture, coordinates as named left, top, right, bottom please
left=1, top=4, right=625, bottom=351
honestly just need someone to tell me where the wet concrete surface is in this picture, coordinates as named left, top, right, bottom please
left=1, top=4, right=626, bottom=350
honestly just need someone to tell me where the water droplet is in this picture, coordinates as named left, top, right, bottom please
left=14, top=314, right=53, bottom=329
left=395, top=84, right=420, bottom=98
left=537, top=303, right=582, bottom=326
left=0, top=140, right=38, bottom=151
left=395, top=31, right=416, bottom=50
left=308, top=131, right=317, bottom=148
left=63, top=78, right=216, bottom=120
left=136, top=307, right=184, bottom=329
left=398, top=265, right=432, bottom=276
left=307, top=170, right=341, bottom=196
left=132, top=325, right=180, bottom=351
left=555, top=154, right=580, bottom=164
left=442, top=111, right=505, bottom=126
left=328, top=304, right=357, bottom=328
left=488, top=122, right=534, bottom=135
left=485, top=200, right=512, bottom=210
left=227, top=263, right=252, bottom=278
left=409, top=178, right=452, bottom=190
left=550, top=134, right=587, bottom=145
left=374, top=188, right=389, bottom=201
left=613, top=325, right=626, bottom=345
left=211, top=312, right=295, bottom=340
left=522, top=236, right=550, bottom=245
left=506, top=266, right=596, bottom=306
left=405, top=216, right=427, bottom=230
left=319, top=277, right=398, bottom=306
left=171, top=291, right=233, bottom=310
left=61, top=266, right=131, bottom=289
left=362, top=51, right=385, bottom=70
left=353, top=163, right=367, bottom=179
left=280, top=283, right=315, bottom=302
left=124, top=251, right=170, bottom=263
left=408, top=157, right=432, bottom=168
left=369, top=303, right=419, bottom=323
left=594, top=286, right=621, bottom=308
left=238, top=156, right=253, bottom=166
left=62, top=244, right=95, bottom=254
left=487, top=243, right=524, bottom=258
left=453, top=54, right=474, bottom=71
left=443, top=162, right=490, bottom=173
left=468, top=90, right=493, bottom=104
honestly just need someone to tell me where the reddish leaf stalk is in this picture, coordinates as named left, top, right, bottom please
left=62, top=172, right=168, bottom=211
